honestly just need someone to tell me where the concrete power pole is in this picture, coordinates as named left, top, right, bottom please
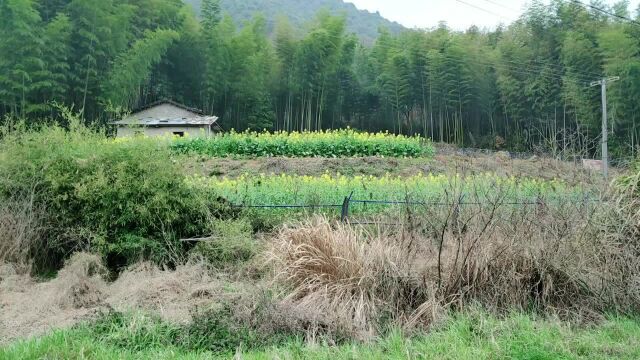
left=590, top=76, right=620, bottom=179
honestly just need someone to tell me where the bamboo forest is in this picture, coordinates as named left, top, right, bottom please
left=2, top=0, right=640, bottom=157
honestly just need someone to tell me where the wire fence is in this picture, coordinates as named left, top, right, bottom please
left=229, top=192, right=606, bottom=223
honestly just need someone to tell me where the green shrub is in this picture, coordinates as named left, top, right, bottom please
left=171, top=129, right=434, bottom=158
left=190, top=218, right=257, bottom=267
left=72, top=305, right=304, bottom=356
left=180, top=306, right=259, bottom=353
left=0, top=122, right=231, bottom=271
left=88, top=312, right=181, bottom=352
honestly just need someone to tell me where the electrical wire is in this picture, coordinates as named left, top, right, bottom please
left=568, top=0, right=640, bottom=26
left=438, top=54, right=598, bottom=84
left=373, top=41, right=600, bottom=83
left=372, top=38, right=602, bottom=80
left=479, top=0, right=520, bottom=13
left=454, top=0, right=631, bottom=78
left=454, top=0, right=514, bottom=21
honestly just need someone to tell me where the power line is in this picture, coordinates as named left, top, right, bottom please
left=377, top=44, right=599, bottom=91
left=492, top=56, right=599, bottom=80
left=396, top=49, right=597, bottom=83
left=374, top=42, right=601, bottom=81
left=479, top=0, right=520, bottom=13
left=431, top=53, right=598, bottom=84
left=568, top=0, right=640, bottom=27
left=454, top=0, right=514, bottom=21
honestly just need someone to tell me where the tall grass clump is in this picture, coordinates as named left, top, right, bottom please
left=0, top=197, right=46, bottom=273
left=600, top=161, right=640, bottom=310
left=268, top=218, right=431, bottom=339
left=268, top=188, right=640, bottom=338
left=0, top=121, right=229, bottom=272
left=172, top=129, right=434, bottom=158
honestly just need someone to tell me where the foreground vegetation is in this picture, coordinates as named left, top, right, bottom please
left=0, top=124, right=437, bottom=271
left=0, top=123, right=588, bottom=272
left=0, top=123, right=225, bottom=271
left=3, top=312, right=639, bottom=359
left=172, top=130, right=433, bottom=158
left=2, top=124, right=639, bottom=357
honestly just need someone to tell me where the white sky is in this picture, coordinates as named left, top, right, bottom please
left=346, top=0, right=640, bottom=30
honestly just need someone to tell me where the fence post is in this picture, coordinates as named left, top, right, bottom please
left=341, top=192, right=353, bottom=223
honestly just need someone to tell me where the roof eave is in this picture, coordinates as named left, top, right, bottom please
left=129, top=99, right=206, bottom=116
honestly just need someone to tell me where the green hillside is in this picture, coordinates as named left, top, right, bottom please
left=184, top=0, right=405, bottom=43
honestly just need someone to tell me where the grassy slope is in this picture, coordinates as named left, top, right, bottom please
left=3, top=314, right=639, bottom=360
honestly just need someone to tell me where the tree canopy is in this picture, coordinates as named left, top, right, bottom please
left=1, top=0, right=640, bottom=157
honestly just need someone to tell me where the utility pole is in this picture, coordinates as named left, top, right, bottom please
left=590, top=76, right=620, bottom=179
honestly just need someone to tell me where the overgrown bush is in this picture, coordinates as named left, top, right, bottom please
left=268, top=192, right=640, bottom=339
left=172, top=129, right=434, bottom=158
left=190, top=218, right=258, bottom=267
left=0, top=122, right=231, bottom=271
left=0, top=196, right=46, bottom=272
left=600, top=161, right=640, bottom=310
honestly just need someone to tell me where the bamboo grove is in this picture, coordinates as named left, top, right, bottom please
left=1, top=0, right=640, bottom=157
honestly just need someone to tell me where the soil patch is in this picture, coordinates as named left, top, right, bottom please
left=0, top=254, right=244, bottom=345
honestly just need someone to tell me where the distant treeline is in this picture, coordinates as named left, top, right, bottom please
left=1, top=0, right=640, bottom=157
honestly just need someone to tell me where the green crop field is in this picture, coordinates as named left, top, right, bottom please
left=190, top=173, right=590, bottom=208
left=171, top=129, right=434, bottom=158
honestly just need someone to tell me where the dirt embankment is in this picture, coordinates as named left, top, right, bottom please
left=0, top=253, right=244, bottom=346
left=184, top=151, right=609, bottom=188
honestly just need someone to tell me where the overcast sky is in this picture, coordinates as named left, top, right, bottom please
left=346, top=0, right=640, bottom=30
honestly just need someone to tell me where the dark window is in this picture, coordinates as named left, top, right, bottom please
left=173, top=131, right=185, bottom=137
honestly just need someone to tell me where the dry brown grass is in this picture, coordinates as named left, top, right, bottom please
left=0, top=253, right=248, bottom=345
left=107, top=261, right=244, bottom=323
left=268, top=219, right=428, bottom=338
left=0, top=196, right=46, bottom=273
left=596, top=173, right=640, bottom=311
left=267, top=192, right=640, bottom=338
left=0, top=253, right=107, bottom=345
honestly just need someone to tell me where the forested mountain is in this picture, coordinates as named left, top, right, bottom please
left=184, top=0, right=405, bottom=43
left=2, top=0, right=640, bottom=158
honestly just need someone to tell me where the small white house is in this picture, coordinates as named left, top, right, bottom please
left=114, top=100, right=221, bottom=138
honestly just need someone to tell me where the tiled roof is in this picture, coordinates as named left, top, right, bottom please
left=114, top=116, right=219, bottom=126
left=131, top=99, right=205, bottom=115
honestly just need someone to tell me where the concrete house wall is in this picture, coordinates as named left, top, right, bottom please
left=116, top=126, right=211, bottom=138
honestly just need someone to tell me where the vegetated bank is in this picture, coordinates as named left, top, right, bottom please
left=2, top=312, right=639, bottom=359
left=184, top=150, right=607, bottom=187
left=1, top=123, right=639, bottom=357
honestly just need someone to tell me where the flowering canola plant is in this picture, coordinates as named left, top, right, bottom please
left=171, top=129, right=434, bottom=158
left=187, top=173, right=588, bottom=212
